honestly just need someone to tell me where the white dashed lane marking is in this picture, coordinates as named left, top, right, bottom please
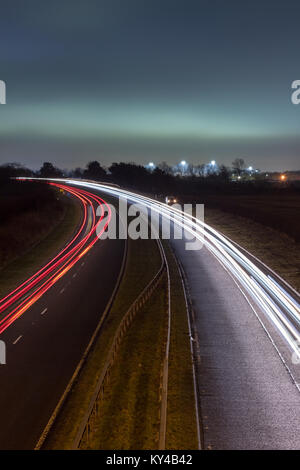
left=40, top=308, right=47, bottom=315
left=13, top=335, right=23, bottom=345
left=60, top=288, right=65, bottom=294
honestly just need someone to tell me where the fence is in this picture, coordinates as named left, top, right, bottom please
left=72, top=239, right=167, bottom=449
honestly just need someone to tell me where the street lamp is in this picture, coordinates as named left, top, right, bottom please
left=180, top=160, right=187, bottom=176
left=211, top=160, right=216, bottom=166
left=147, top=162, right=155, bottom=171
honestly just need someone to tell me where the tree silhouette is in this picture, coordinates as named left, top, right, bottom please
left=39, top=162, right=63, bottom=178
left=84, top=161, right=106, bottom=180
left=232, top=158, right=245, bottom=176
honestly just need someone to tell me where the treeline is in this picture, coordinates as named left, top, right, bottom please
left=1, top=161, right=300, bottom=242
left=1, top=160, right=300, bottom=199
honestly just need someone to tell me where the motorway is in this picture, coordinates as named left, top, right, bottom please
left=59, top=179, right=300, bottom=450
left=1, top=177, right=300, bottom=449
left=0, top=184, right=124, bottom=449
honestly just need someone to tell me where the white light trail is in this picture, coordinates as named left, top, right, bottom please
left=19, top=177, right=300, bottom=362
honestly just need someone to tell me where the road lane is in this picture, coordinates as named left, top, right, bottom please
left=171, top=239, right=300, bottom=449
left=14, top=178, right=300, bottom=449
left=77, top=180, right=300, bottom=450
left=0, top=201, right=124, bottom=449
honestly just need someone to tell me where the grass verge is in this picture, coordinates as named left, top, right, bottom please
left=198, top=190, right=300, bottom=242
left=85, top=278, right=167, bottom=449
left=162, top=241, right=198, bottom=450
left=43, top=237, right=161, bottom=449
left=204, top=207, right=300, bottom=293
left=52, top=238, right=198, bottom=450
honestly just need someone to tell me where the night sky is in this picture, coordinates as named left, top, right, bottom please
left=1, top=0, right=300, bottom=171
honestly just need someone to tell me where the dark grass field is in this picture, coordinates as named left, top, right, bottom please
left=199, top=190, right=300, bottom=242
left=180, top=185, right=300, bottom=292
left=205, top=207, right=300, bottom=293
left=0, top=181, right=82, bottom=297
left=0, top=181, right=63, bottom=268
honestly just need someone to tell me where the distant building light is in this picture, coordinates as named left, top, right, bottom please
left=146, top=162, right=155, bottom=171
left=180, top=160, right=187, bottom=166
left=248, top=166, right=253, bottom=171
left=211, top=160, right=216, bottom=166
left=280, top=174, right=286, bottom=181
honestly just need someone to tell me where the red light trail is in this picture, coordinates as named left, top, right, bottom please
left=0, top=183, right=111, bottom=334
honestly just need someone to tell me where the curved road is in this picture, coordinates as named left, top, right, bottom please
left=2, top=177, right=300, bottom=450
left=64, top=179, right=300, bottom=450
left=0, top=185, right=125, bottom=449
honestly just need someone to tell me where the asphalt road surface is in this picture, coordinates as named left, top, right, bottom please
left=0, top=192, right=124, bottom=449
left=72, top=180, right=300, bottom=450
left=8, top=177, right=300, bottom=450
left=172, top=238, right=300, bottom=450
